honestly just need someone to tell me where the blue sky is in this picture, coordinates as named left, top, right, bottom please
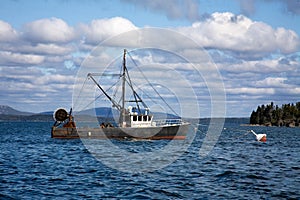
left=0, top=0, right=299, bottom=117
left=1, top=0, right=299, bottom=31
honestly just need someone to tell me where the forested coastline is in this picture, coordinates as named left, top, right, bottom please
left=250, top=102, right=300, bottom=127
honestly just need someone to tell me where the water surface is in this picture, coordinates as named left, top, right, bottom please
left=0, top=120, right=299, bottom=199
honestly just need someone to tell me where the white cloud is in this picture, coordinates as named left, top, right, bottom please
left=0, top=66, right=75, bottom=112
left=22, top=17, right=76, bottom=43
left=0, top=20, right=18, bottom=42
left=275, top=27, right=300, bottom=54
left=0, top=51, right=44, bottom=66
left=221, top=57, right=298, bottom=73
left=226, top=87, right=275, bottom=95
left=24, top=43, right=75, bottom=55
left=0, top=14, right=299, bottom=116
left=33, top=74, right=75, bottom=85
left=79, top=17, right=137, bottom=45
left=177, top=12, right=300, bottom=57
left=2, top=43, right=75, bottom=56
left=284, top=87, right=300, bottom=95
left=255, top=77, right=287, bottom=87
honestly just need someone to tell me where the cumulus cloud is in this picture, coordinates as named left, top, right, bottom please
left=2, top=14, right=299, bottom=61
left=0, top=15, right=299, bottom=115
left=177, top=12, right=300, bottom=57
left=275, top=27, right=300, bottom=53
left=79, top=17, right=137, bottom=45
left=0, top=20, right=18, bottom=42
left=22, top=17, right=76, bottom=43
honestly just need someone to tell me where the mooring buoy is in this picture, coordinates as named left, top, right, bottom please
left=250, top=130, right=267, bottom=142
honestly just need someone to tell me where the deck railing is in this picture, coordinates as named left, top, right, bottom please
left=153, top=119, right=183, bottom=126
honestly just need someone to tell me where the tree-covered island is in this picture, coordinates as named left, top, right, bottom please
left=250, top=102, right=300, bottom=127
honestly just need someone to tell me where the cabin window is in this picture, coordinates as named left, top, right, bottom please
left=138, top=116, right=142, bottom=121
left=148, top=116, right=152, bottom=121
left=143, top=115, right=148, bottom=121
left=132, top=115, right=137, bottom=121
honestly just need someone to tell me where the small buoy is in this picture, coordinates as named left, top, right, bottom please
left=250, top=130, right=267, bottom=142
left=88, top=131, right=91, bottom=136
left=256, top=133, right=267, bottom=142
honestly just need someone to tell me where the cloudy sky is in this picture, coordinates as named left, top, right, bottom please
left=0, top=0, right=299, bottom=117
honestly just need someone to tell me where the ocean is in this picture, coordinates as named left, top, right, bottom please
left=0, top=119, right=299, bottom=199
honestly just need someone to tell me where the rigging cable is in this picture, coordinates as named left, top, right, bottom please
left=130, top=81, right=160, bottom=108
left=125, top=68, right=144, bottom=112
left=127, top=51, right=179, bottom=117
left=72, top=76, right=89, bottom=111
left=75, top=75, right=121, bottom=112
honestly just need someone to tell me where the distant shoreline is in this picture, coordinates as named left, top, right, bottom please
left=242, top=123, right=300, bottom=128
left=0, top=115, right=249, bottom=122
left=250, top=102, right=300, bottom=128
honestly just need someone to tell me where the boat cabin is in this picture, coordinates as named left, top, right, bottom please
left=128, top=106, right=153, bottom=128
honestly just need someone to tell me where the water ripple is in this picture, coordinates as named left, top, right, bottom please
left=0, top=121, right=299, bottom=199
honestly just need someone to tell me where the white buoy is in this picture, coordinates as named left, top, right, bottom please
left=250, top=130, right=267, bottom=142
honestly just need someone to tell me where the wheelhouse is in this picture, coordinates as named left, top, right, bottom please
left=128, top=106, right=153, bottom=127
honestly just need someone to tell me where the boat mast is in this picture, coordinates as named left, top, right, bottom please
left=121, top=49, right=126, bottom=127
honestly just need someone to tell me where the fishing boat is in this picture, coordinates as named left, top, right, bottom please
left=51, top=49, right=190, bottom=139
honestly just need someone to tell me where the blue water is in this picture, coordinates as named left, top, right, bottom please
left=0, top=120, right=299, bottom=199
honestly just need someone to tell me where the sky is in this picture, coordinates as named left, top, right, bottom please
left=0, top=0, right=299, bottom=117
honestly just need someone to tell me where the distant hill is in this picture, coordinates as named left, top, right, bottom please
left=0, top=105, right=53, bottom=121
left=0, top=105, right=180, bottom=122
left=39, top=111, right=54, bottom=115
left=0, top=105, right=33, bottom=115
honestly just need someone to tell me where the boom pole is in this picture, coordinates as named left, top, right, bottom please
left=88, top=73, right=122, bottom=111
